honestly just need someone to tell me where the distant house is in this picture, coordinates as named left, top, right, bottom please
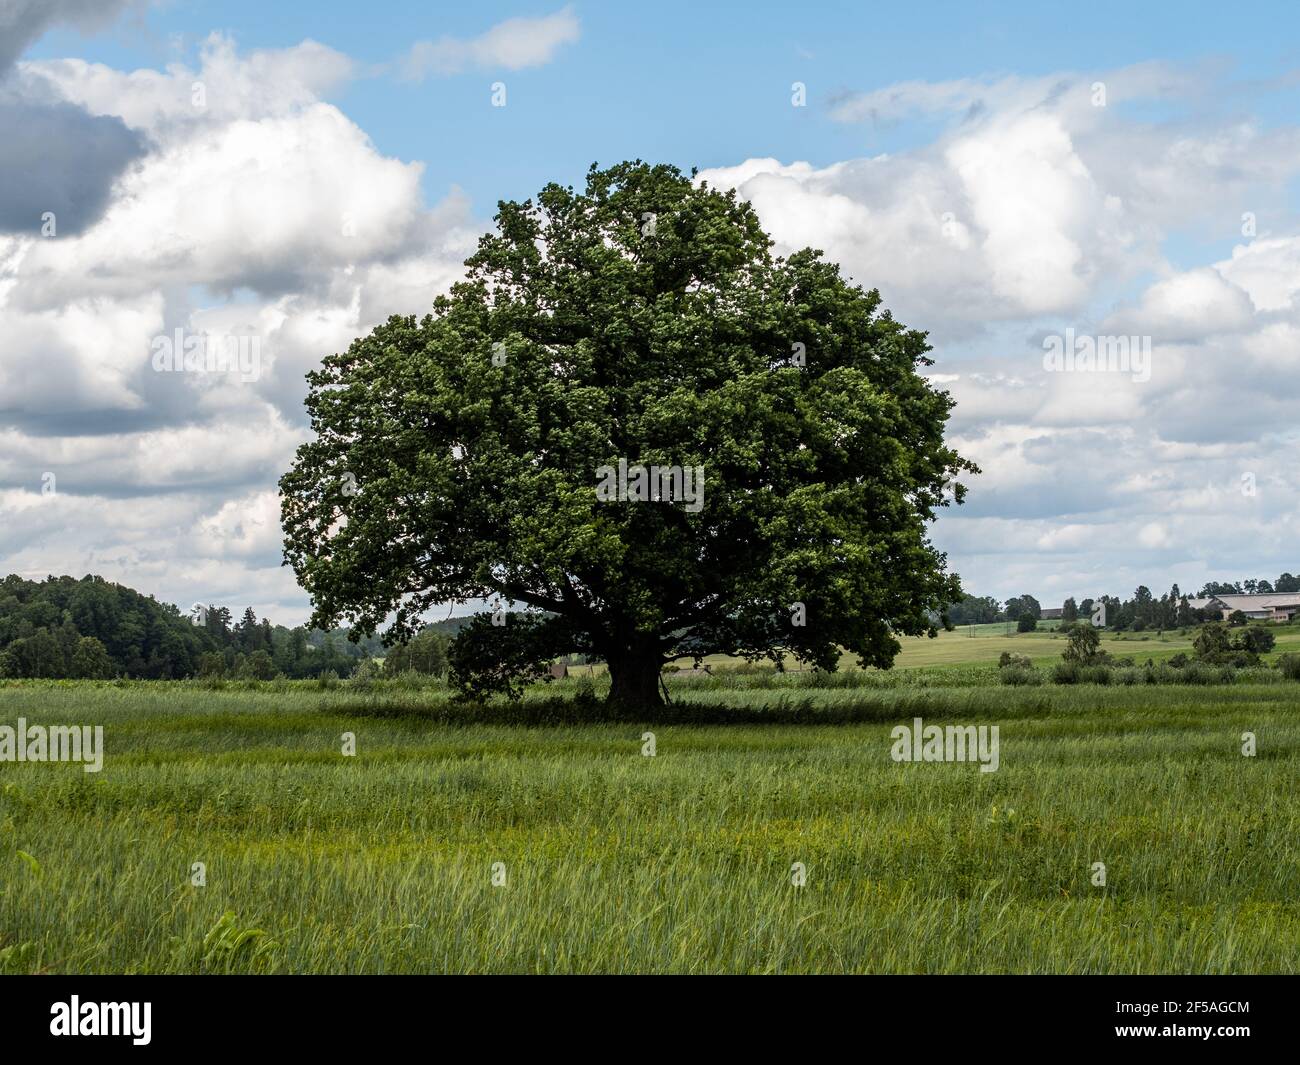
left=1041, top=607, right=1064, bottom=620
left=1186, top=593, right=1300, bottom=621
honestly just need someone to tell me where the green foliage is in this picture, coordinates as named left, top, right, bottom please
left=1276, top=653, right=1300, bottom=680
left=69, top=636, right=114, bottom=679
left=281, top=161, right=975, bottom=704
left=1061, top=622, right=1107, bottom=665
left=1238, top=626, right=1276, bottom=655
left=245, top=649, right=276, bottom=680
left=1003, top=594, right=1041, bottom=622
left=447, top=612, right=576, bottom=701
left=998, top=665, right=1041, bottom=686
left=349, top=657, right=381, bottom=688
left=0, top=575, right=207, bottom=678
left=197, top=652, right=225, bottom=679
left=382, top=629, right=450, bottom=677
left=0, top=939, right=39, bottom=975
left=1050, top=662, right=1114, bottom=685
left=1181, top=661, right=1235, bottom=685
left=1016, top=615, right=1037, bottom=633
left=195, top=911, right=277, bottom=974
left=945, top=594, right=1000, bottom=626
left=1193, top=621, right=1266, bottom=666
left=0, top=573, right=381, bottom=680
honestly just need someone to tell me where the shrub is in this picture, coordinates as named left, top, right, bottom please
left=1051, top=662, right=1113, bottom=684
left=1181, top=661, right=1231, bottom=685
left=1237, top=666, right=1282, bottom=685
left=1078, top=665, right=1113, bottom=685
left=1051, top=661, right=1080, bottom=685
left=198, top=652, right=226, bottom=679
left=1016, top=615, right=1037, bottom=633
left=1193, top=623, right=1232, bottom=663
left=998, top=666, right=1041, bottom=686
left=1168, top=652, right=1189, bottom=668
left=385, top=669, right=445, bottom=691
left=350, top=658, right=380, bottom=689
left=1276, top=653, right=1300, bottom=680
left=1061, top=622, right=1107, bottom=665
left=317, top=669, right=340, bottom=690
left=246, top=650, right=275, bottom=681
left=998, top=652, right=1032, bottom=669
left=1238, top=626, right=1276, bottom=655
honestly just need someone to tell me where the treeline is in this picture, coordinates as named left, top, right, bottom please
left=1198, top=575, right=1300, bottom=594
left=0, top=574, right=467, bottom=680
left=946, top=570, right=1300, bottom=632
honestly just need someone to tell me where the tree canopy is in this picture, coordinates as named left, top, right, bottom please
left=280, top=161, right=976, bottom=705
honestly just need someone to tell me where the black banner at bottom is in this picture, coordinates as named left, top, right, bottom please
left=1, top=974, right=1292, bottom=1051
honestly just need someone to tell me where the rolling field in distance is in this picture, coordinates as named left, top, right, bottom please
left=2, top=655, right=1298, bottom=974
left=655, top=621, right=1300, bottom=672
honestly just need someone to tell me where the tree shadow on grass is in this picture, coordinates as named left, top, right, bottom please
left=318, top=692, right=1041, bottom=726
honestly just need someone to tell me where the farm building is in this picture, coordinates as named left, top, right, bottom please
left=1041, top=607, right=1064, bottom=620
left=1186, top=593, right=1300, bottom=621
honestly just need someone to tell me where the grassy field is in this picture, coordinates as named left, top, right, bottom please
left=656, top=620, right=1300, bottom=672
left=2, top=660, right=1298, bottom=973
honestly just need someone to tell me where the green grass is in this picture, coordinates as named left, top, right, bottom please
left=658, top=621, right=1300, bottom=674
left=1, top=674, right=1298, bottom=973
left=853, top=621, right=1300, bottom=671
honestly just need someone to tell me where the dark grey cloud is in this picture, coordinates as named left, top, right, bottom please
left=0, top=0, right=135, bottom=73
left=0, top=1, right=145, bottom=235
left=0, top=96, right=144, bottom=235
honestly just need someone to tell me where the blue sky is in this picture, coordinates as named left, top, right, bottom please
left=5, top=1, right=1300, bottom=622
left=31, top=1, right=1300, bottom=221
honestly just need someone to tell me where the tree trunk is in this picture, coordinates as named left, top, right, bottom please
left=605, top=644, right=664, bottom=708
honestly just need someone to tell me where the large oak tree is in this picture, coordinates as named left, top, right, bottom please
left=280, top=161, right=975, bottom=706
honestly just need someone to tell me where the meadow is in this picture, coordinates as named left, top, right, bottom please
left=1, top=632, right=1298, bottom=974
left=797, top=620, right=1300, bottom=671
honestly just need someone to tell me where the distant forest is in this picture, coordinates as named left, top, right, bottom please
left=0, top=574, right=472, bottom=680
left=946, top=572, right=1300, bottom=629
